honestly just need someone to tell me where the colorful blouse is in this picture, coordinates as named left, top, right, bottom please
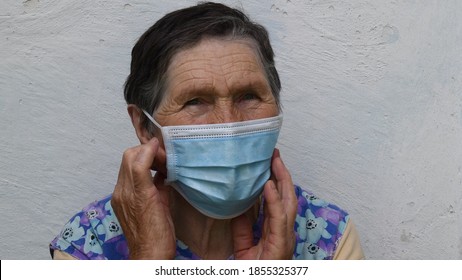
left=50, top=185, right=349, bottom=260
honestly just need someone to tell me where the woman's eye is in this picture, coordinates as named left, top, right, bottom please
left=241, top=93, right=259, bottom=101
left=184, top=98, right=201, bottom=106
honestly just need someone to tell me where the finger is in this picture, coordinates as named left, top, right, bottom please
left=272, top=147, right=281, bottom=160
left=114, top=146, right=140, bottom=201
left=263, top=180, right=298, bottom=259
left=153, top=171, right=170, bottom=206
left=263, top=180, right=287, bottom=240
left=231, top=214, right=255, bottom=259
left=270, top=151, right=297, bottom=254
left=117, top=145, right=139, bottom=188
left=134, top=137, right=159, bottom=167
left=151, top=143, right=167, bottom=175
left=271, top=151, right=297, bottom=222
left=132, top=138, right=160, bottom=190
left=271, top=149, right=292, bottom=191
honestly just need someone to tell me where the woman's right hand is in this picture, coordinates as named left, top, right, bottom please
left=111, top=138, right=176, bottom=259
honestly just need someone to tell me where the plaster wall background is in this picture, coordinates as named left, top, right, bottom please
left=1, top=0, right=461, bottom=259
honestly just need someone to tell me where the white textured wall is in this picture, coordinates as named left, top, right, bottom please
left=1, top=0, right=461, bottom=259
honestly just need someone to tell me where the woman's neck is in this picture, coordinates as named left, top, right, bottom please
left=169, top=190, right=259, bottom=259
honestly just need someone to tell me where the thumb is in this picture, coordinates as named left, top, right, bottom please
left=133, top=138, right=159, bottom=188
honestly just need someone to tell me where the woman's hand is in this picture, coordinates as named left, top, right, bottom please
left=111, top=138, right=176, bottom=259
left=232, top=149, right=297, bottom=259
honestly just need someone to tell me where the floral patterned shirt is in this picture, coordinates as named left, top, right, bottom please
left=50, top=185, right=349, bottom=260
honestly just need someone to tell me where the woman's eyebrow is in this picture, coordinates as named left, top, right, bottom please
left=170, top=71, right=269, bottom=98
left=172, top=87, right=216, bottom=103
left=230, top=76, right=271, bottom=94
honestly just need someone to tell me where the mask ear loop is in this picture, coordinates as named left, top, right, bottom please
left=142, top=109, right=162, bottom=129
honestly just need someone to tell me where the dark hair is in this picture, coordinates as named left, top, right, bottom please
left=124, top=2, right=281, bottom=129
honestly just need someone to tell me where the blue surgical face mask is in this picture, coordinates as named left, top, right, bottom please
left=142, top=110, right=282, bottom=219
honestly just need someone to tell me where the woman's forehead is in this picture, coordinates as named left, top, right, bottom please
left=168, top=37, right=262, bottom=71
left=165, top=38, right=268, bottom=95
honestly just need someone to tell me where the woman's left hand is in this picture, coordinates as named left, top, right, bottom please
left=232, top=149, right=297, bottom=259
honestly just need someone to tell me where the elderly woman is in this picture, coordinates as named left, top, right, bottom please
left=50, top=2, right=364, bottom=260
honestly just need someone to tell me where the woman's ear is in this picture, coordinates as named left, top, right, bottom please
left=127, top=104, right=151, bottom=144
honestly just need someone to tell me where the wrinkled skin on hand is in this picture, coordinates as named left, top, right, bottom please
left=111, top=138, right=176, bottom=259
left=231, top=149, right=297, bottom=260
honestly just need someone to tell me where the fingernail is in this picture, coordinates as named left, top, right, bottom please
left=150, top=137, right=159, bottom=146
left=269, top=180, right=277, bottom=190
left=273, top=148, right=280, bottom=158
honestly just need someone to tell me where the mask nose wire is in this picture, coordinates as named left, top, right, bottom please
left=141, top=109, right=162, bottom=129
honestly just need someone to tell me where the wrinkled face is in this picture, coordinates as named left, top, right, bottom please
left=154, top=37, right=279, bottom=126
